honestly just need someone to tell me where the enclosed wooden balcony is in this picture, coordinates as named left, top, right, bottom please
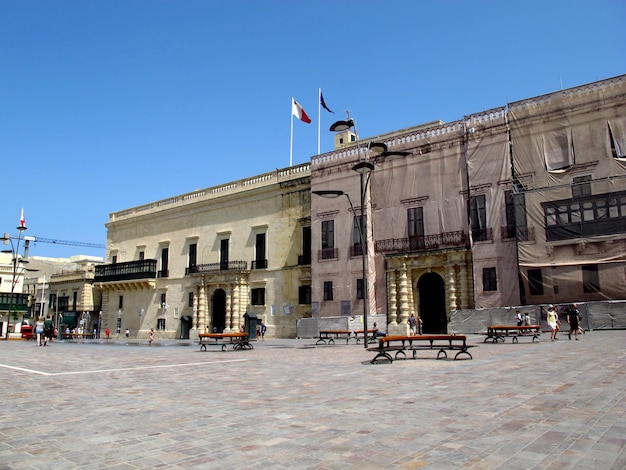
left=375, top=231, right=469, bottom=254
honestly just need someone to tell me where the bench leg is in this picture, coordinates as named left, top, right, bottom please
left=436, top=349, right=448, bottom=360
left=512, top=336, right=518, bottom=344
left=394, top=349, right=407, bottom=360
left=371, top=351, right=393, bottom=364
left=315, top=338, right=327, bottom=345
left=454, top=349, right=473, bottom=360
left=200, top=344, right=207, bottom=351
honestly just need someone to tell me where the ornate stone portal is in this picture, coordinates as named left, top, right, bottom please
left=385, top=249, right=473, bottom=335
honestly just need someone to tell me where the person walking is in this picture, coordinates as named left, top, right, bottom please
left=34, top=316, right=45, bottom=347
left=515, top=310, right=523, bottom=326
left=546, top=305, right=560, bottom=341
left=567, top=304, right=580, bottom=340
left=260, top=320, right=267, bottom=340
left=408, top=314, right=417, bottom=335
left=43, top=315, right=54, bottom=346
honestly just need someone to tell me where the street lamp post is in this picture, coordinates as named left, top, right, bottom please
left=315, top=117, right=411, bottom=348
left=2, top=220, right=29, bottom=340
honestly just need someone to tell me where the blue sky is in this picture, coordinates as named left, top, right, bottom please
left=2, top=0, right=625, bottom=259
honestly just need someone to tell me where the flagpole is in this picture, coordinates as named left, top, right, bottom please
left=290, top=97, right=294, bottom=167
left=318, top=88, right=321, bottom=155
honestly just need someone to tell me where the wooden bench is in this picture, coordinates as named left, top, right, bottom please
left=353, top=329, right=379, bottom=344
left=484, top=325, right=541, bottom=343
left=198, top=333, right=253, bottom=351
left=316, top=330, right=353, bottom=345
left=369, top=335, right=474, bottom=363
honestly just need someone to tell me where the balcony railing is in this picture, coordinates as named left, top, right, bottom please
left=185, top=260, right=248, bottom=275
left=95, top=259, right=157, bottom=282
left=0, top=293, right=29, bottom=312
left=318, top=248, right=338, bottom=261
left=375, top=231, right=469, bottom=254
left=251, top=259, right=268, bottom=270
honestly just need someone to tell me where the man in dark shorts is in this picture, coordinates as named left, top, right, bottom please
left=567, top=304, right=580, bottom=340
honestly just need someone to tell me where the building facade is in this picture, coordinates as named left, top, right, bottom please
left=96, top=164, right=311, bottom=339
left=311, top=75, right=626, bottom=335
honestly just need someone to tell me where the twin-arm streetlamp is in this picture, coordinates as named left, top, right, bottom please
left=314, top=117, right=410, bottom=348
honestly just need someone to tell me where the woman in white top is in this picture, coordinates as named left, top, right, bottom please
left=34, top=316, right=45, bottom=346
left=546, top=305, right=560, bottom=341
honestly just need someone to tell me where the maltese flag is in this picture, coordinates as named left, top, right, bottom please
left=19, top=208, right=26, bottom=229
left=292, top=98, right=311, bottom=124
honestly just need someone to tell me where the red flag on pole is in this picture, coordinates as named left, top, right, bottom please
left=292, top=98, right=311, bottom=124
left=19, top=209, right=25, bottom=229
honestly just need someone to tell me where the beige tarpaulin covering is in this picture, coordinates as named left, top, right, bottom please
left=465, top=108, right=520, bottom=308
left=509, top=78, right=626, bottom=302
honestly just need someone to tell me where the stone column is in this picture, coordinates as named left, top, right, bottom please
left=459, top=260, right=469, bottom=310
left=225, top=285, right=232, bottom=332
left=199, top=280, right=208, bottom=333
left=388, top=260, right=410, bottom=336
left=446, top=264, right=457, bottom=312
left=387, top=268, right=398, bottom=325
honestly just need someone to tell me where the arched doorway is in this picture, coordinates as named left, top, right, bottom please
left=179, top=316, right=192, bottom=339
left=211, top=289, right=227, bottom=333
left=418, top=272, right=447, bottom=333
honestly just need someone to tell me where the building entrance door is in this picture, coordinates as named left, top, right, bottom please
left=211, top=289, right=227, bottom=333
left=418, top=272, right=447, bottom=333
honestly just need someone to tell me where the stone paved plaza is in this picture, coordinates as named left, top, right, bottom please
left=0, top=330, right=624, bottom=469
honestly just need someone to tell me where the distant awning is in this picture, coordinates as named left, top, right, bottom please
left=180, top=316, right=193, bottom=322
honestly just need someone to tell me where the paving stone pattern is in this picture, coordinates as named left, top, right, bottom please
left=0, top=330, right=624, bottom=469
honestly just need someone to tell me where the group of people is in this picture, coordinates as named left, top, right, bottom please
left=515, top=310, right=532, bottom=327
left=33, top=315, right=55, bottom=346
left=545, top=303, right=583, bottom=341
left=408, top=314, right=423, bottom=335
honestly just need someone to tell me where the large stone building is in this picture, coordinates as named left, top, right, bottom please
left=93, top=75, right=625, bottom=339
left=311, top=74, right=626, bottom=335
left=96, top=164, right=311, bottom=339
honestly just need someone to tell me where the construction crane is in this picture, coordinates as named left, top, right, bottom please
left=30, top=236, right=105, bottom=249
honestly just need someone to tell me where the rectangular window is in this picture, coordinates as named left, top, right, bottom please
left=157, top=318, right=166, bottom=330
left=220, top=239, right=229, bottom=270
left=482, top=267, right=497, bottom=291
left=351, top=215, right=366, bottom=257
left=72, top=291, right=77, bottom=310
left=299, top=226, right=311, bottom=265
left=253, top=233, right=267, bottom=269
left=138, top=251, right=145, bottom=261
left=188, top=292, right=194, bottom=308
left=118, top=295, right=124, bottom=309
left=322, top=220, right=334, bottom=249
left=407, top=207, right=424, bottom=238
left=470, top=194, right=488, bottom=241
left=356, top=278, right=364, bottom=299
left=251, top=288, right=265, bottom=305
left=572, top=175, right=592, bottom=198
left=188, top=243, right=197, bottom=269
left=323, top=281, right=333, bottom=301
left=582, top=265, right=600, bottom=293
left=528, top=269, right=544, bottom=296
left=112, top=255, right=117, bottom=264
left=160, top=293, right=167, bottom=308
left=298, top=285, right=311, bottom=305
left=159, top=247, right=169, bottom=278
left=321, top=220, right=336, bottom=260
left=505, top=191, right=528, bottom=240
